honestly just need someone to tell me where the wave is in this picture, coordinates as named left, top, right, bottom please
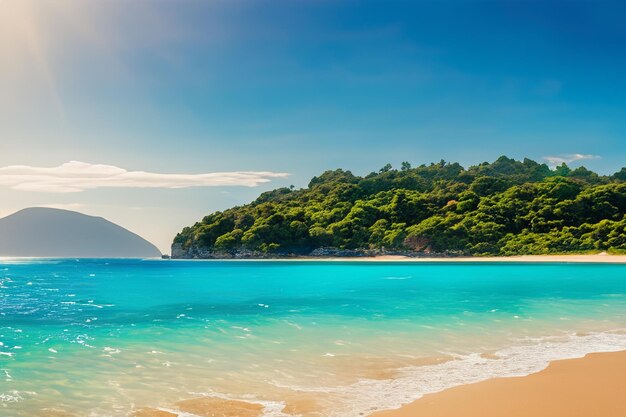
left=136, top=331, right=626, bottom=417
left=322, top=330, right=626, bottom=416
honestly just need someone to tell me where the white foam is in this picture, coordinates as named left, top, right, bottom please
left=266, top=330, right=626, bottom=416
left=323, top=330, right=626, bottom=416
left=0, top=391, right=22, bottom=403
left=156, top=408, right=200, bottom=417
left=0, top=390, right=35, bottom=404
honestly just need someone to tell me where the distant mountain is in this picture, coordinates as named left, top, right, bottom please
left=0, top=207, right=161, bottom=258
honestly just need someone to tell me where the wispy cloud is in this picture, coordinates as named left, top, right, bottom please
left=0, top=161, right=289, bottom=193
left=39, top=203, right=87, bottom=211
left=543, top=154, right=601, bottom=167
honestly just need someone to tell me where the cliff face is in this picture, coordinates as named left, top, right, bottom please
left=0, top=207, right=161, bottom=258
left=171, top=243, right=275, bottom=259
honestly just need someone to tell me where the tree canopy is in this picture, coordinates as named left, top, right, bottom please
left=173, top=156, right=626, bottom=257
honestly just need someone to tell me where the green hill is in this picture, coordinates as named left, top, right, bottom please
left=172, top=156, right=626, bottom=258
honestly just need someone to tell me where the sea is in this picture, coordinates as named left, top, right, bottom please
left=1, top=259, right=625, bottom=416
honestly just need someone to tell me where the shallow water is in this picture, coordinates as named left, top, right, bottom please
left=1, top=259, right=625, bottom=416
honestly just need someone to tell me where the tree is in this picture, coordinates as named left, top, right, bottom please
left=379, top=163, right=393, bottom=173
left=172, top=156, right=626, bottom=257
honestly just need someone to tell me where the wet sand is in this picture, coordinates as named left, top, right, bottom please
left=133, top=397, right=264, bottom=417
left=370, top=350, right=626, bottom=417
left=131, top=351, right=626, bottom=417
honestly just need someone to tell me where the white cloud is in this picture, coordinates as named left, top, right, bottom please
left=0, top=161, right=289, bottom=193
left=39, top=203, right=87, bottom=211
left=542, top=154, right=601, bottom=167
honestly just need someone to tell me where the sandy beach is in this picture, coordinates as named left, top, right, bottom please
left=368, top=253, right=626, bottom=263
left=172, top=253, right=626, bottom=263
left=267, top=253, right=626, bottom=263
left=370, top=350, right=626, bottom=417
left=130, top=350, right=626, bottom=417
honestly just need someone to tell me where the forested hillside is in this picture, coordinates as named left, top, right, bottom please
left=172, top=157, right=626, bottom=257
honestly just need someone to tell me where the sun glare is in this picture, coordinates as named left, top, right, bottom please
left=0, top=0, right=41, bottom=61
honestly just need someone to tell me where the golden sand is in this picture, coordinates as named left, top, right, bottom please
left=131, top=397, right=263, bottom=417
left=176, top=397, right=263, bottom=417
left=280, top=397, right=321, bottom=416
left=370, top=350, right=626, bottom=417
left=130, top=351, right=626, bottom=417
left=336, top=253, right=626, bottom=263
left=132, top=409, right=177, bottom=417
left=216, top=253, right=626, bottom=263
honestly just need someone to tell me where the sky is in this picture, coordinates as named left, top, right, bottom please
left=1, top=0, right=625, bottom=253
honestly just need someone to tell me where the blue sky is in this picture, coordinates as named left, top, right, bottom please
left=1, top=0, right=625, bottom=252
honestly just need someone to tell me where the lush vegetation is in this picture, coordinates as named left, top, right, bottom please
left=173, top=157, right=626, bottom=256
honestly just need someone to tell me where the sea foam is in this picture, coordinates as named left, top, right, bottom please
left=323, top=330, right=626, bottom=417
left=188, top=331, right=626, bottom=417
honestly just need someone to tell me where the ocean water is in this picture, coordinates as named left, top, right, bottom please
left=1, top=259, right=626, bottom=417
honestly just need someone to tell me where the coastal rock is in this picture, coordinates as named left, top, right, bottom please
left=169, top=244, right=460, bottom=259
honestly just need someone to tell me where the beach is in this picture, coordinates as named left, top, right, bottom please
left=195, top=253, right=626, bottom=263
left=371, top=350, right=626, bottom=417
left=132, top=350, right=626, bottom=417
left=308, top=253, right=626, bottom=263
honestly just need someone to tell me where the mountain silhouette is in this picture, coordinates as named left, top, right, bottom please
left=0, top=207, right=161, bottom=258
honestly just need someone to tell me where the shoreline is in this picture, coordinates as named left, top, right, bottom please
left=369, top=349, right=626, bottom=417
left=2, top=254, right=626, bottom=263
left=168, top=253, right=626, bottom=263
left=128, top=331, right=626, bottom=417
left=356, top=253, right=626, bottom=263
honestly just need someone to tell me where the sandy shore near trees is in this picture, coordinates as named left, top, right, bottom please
left=363, top=253, right=626, bottom=262
left=172, top=253, right=626, bottom=263
left=244, top=253, right=626, bottom=263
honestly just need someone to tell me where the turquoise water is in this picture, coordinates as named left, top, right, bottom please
left=1, top=259, right=626, bottom=416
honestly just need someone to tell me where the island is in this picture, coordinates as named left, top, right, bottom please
left=172, top=156, right=626, bottom=259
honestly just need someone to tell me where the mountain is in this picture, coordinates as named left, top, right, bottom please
left=0, top=207, right=161, bottom=258
left=172, top=156, right=626, bottom=258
